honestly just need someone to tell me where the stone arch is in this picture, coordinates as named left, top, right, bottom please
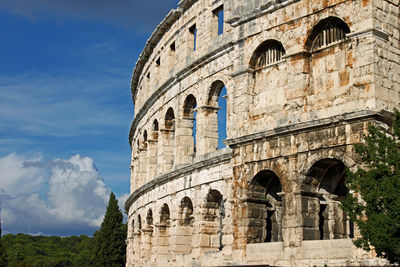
left=160, top=203, right=171, bottom=225
left=165, top=107, right=175, bottom=130
left=197, top=80, right=227, bottom=152
left=246, top=159, right=289, bottom=193
left=305, top=16, right=350, bottom=51
left=202, top=189, right=224, bottom=251
left=248, top=40, right=287, bottom=118
left=301, top=158, right=353, bottom=240
left=173, top=197, right=195, bottom=255
left=299, top=148, right=357, bottom=183
left=183, top=94, right=197, bottom=117
left=146, top=209, right=154, bottom=226
left=207, top=80, right=226, bottom=106
left=138, top=214, right=142, bottom=231
left=152, top=119, right=159, bottom=140
left=141, top=208, right=154, bottom=259
left=249, top=39, right=286, bottom=69
left=176, top=94, right=197, bottom=163
left=304, top=16, right=351, bottom=112
left=156, top=203, right=171, bottom=257
left=247, top=170, right=283, bottom=243
left=179, top=196, right=194, bottom=226
left=160, top=107, right=176, bottom=172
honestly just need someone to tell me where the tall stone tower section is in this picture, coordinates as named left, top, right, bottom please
left=125, top=0, right=399, bottom=266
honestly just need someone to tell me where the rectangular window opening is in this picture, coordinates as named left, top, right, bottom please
left=189, top=24, right=197, bottom=51
left=213, top=6, right=224, bottom=36
left=156, top=57, right=161, bottom=66
left=146, top=72, right=150, bottom=79
left=170, top=41, right=176, bottom=52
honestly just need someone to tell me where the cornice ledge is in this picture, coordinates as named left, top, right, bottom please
left=131, top=9, right=182, bottom=101
left=225, top=110, right=393, bottom=147
left=347, top=28, right=389, bottom=42
left=227, top=0, right=301, bottom=27
left=125, top=148, right=232, bottom=213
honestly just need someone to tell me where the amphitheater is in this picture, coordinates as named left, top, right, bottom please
left=125, top=0, right=399, bottom=266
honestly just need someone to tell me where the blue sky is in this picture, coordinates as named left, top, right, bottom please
left=0, top=0, right=180, bottom=236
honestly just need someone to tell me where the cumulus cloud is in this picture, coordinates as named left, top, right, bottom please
left=0, top=0, right=179, bottom=31
left=0, top=153, right=126, bottom=236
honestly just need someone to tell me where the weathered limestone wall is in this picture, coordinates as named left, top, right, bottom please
left=126, top=0, right=399, bottom=266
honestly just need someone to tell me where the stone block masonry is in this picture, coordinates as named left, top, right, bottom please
left=125, top=0, right=399, bottom=266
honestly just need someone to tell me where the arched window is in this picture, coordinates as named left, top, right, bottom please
left=161, top=108, right=176, bottom=172
left=160, top=204, right=170, bottom=226
left=138, top=214, right=142, bottom=231
left=179, top=197, right=194, bottom=226
left=152, top=119, right=159, bottom=140
left=306, top=17, right=350, bottom=52
left=165, top=108, right=175, bottom=130
left=183, top=94, right=197, bottom=155
left=146, top=209, right=153, bottom=226
left=156, top=204, right=171, bottom=257
left=208, top=81, right=227, bottom=149
left=304, top=159, right=353, bottom=240
left=175, top=197, right=194, bottom=255
left=130, top=219, right=135, bottom=237
left=204, top=190, right=224, bottom=251
left=248, top=170, right=283, bottom=243
left=250, top=40, right=286, bottom=69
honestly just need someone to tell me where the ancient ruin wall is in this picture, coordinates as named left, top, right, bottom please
left=126, top=0, right=399, bottom=266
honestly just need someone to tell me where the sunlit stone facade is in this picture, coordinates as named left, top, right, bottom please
left=125, top=0, right=399, bottom=266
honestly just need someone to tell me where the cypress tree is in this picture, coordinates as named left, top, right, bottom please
left=342, top=110, right=400, bottom=264
left=91, top=192, right=127, bottom=266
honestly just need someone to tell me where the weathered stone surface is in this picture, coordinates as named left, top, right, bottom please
left=125, top=0, right=399, bottom=266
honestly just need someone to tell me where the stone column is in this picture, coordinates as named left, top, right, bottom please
left=158, top=129, right=175, bottom=173
left=141, top=227, right=153, bottom=260
left=152, top=224, right=170, bottom=262
left=126, top=235, right=134, bottom=267
left=170, top=223, right=193, bottom=256
left=295, top=191, right=320, bottom=241
left=196, top=105, right=219, bottom=155
left=138, top=143, right=148, bottom=188
left=133, top=232, right=141, bottom=265
left=132, top=153, right=140, bottom=191
left=174, top=117, right=195, bottom=165
left=147, top=138, right=158, bottom=181
left=130, top=162, right=134, bottom=194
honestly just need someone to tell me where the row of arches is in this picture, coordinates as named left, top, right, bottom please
left=132, top=81, right=228, bottom=190
left=247, top=158, right=353, bottom=244
left=130, top=189, right=224, bottom=259
left=130, top=157, right=354, bottom=263
left=249, top=16, right=350, bottom=70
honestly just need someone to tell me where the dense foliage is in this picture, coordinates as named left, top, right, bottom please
left=89, top=192, right=127, bottom=266
left=2, top=234, right=91, bottom=267
left=342, top=110, right=400, bottom=264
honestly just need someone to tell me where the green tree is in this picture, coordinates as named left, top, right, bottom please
left=0, top=218, right=6, bottom=266
left=342, top=110, right=400, bottom=264
left=90, top=192, right=127, bottom=266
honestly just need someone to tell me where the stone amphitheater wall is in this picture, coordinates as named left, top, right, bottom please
left=126, top=0, right=399, bottom=266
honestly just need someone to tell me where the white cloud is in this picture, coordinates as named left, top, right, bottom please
left=0, top=153, right=127, bottom=236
